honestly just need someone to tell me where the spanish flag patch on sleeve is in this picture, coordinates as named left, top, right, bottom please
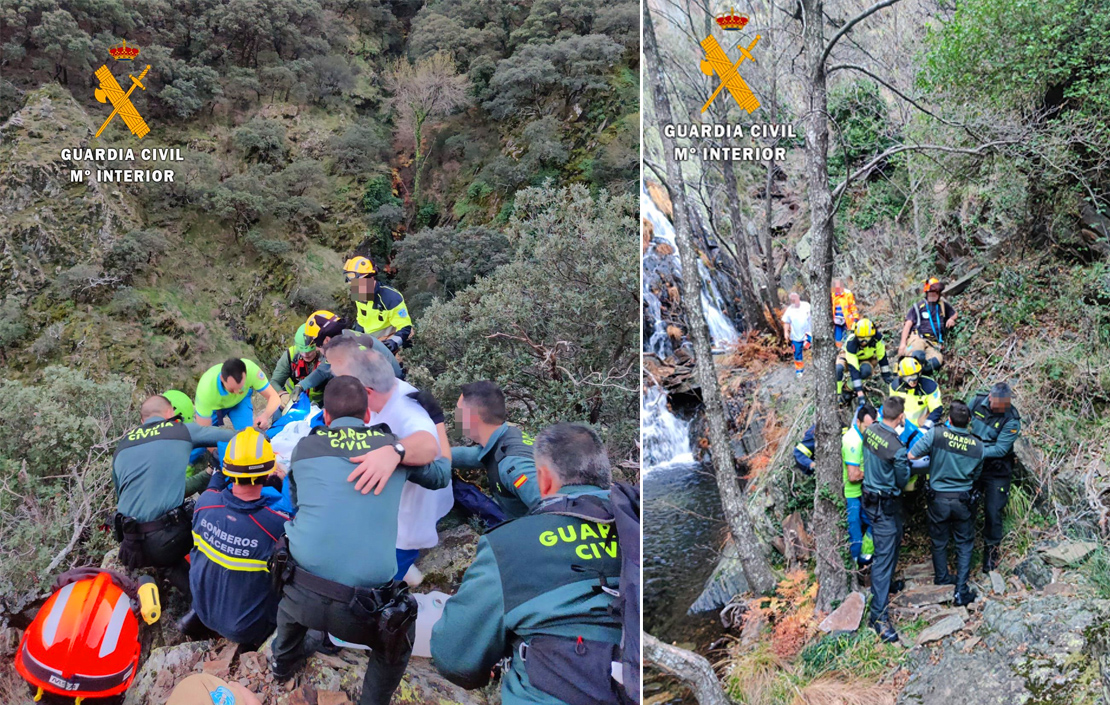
left=513, top=474, right=528, bottom=489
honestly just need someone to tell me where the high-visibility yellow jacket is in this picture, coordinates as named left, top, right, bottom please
left=887, top=377, right=943, bottom=429
left=355, top=284, right=413, bottom=346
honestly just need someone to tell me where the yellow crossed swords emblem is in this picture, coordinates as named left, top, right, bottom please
left=94, top=64, right=151, bottom=138
left=699, top=35, right=761, bottom=114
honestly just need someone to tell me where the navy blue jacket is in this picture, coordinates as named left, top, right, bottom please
left=189, top=485, right=290, bottom=644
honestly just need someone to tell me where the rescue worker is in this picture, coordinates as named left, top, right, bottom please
left=793, top=424, right=816, bottom=476
left=193, top=358, right=283, bottom=469
left=182, top=429, right=290, bottom=649
left=968, top=382, right=1022, bottom=573
left=432, top=423, right=624, bottom=705
left=836, top=318, right=894, bottom=403
left=344, top=256, right=413, bottom=352
left=271, top=324, right=323, bottom=406
left=887, top=357, right=944, bottom=431
left=898, top=277, right=956, bottom=373
left=844, top=404, right=878, bottom=566
left=112, top=395, right=236, bottom=594
left=271, top=375, right=449, bottom=703
left=861, top=396, right=910, bottom=643
left=288, top=310, right=402, bottom=403
left=909, top=401, right=983, bottom=605
left=781, top=292, right=812, bottom=378
left=831, top=279, right=860, bottom=348
left=311, top=335, right=450, bottom=585
left=164, top=389, right=216, bottom=475
left=451, top=381, right=540, bottom=520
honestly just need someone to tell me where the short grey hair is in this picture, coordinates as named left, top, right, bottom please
left=325, top=337, right=397, bottom=393
left=989, top=381, right=1012, bottom=399
left=534, top=423, right=611, bottom=488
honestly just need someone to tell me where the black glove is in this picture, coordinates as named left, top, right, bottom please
left=882, top=373, right=894, bottom=386
left=289, top=385, right=303, bottom=403
left=383, top=337, right=400, bottom=353
left=407, top=390, right=445, bottom=425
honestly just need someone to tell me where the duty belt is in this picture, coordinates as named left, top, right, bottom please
left=932, top=490, right=968, bottom=499
left=288, top=563, right=397, bottom=606
left=116, top=499, right=194, bottom=537
left=862, top=489, right=896, bottom=500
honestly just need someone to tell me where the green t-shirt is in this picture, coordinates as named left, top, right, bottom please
left=194, top=360, right=270, bottom=417
left=842, top=425, right=864, bottom=499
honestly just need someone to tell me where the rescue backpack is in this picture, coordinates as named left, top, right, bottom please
left=532, top=482, right=641, bottom=705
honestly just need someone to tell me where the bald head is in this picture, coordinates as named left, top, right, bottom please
left=141, top=395, right=174, bottom=422
left=789, top=292, right=800, bottom=305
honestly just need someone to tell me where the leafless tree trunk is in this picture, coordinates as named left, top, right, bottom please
left=801, top=0, right=849, bottom=613
left=760, top=18, right=782, bottom=319
left=646, top=1, right=776, bottom=596
left=643, top=634, right=734, bottom=705
left=720, top=159, right=772, bottom=333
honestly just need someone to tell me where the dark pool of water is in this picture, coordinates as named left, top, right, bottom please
left=643, top=459, right=729, bottom=644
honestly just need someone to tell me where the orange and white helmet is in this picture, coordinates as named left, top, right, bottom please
left=15, top=571, right=141, bottom=701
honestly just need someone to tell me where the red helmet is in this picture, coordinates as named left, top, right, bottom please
left=15, top=571, right=141, bottom=702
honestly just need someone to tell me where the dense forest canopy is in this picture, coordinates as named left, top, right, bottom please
left=0, top=0, right=639, bottom=605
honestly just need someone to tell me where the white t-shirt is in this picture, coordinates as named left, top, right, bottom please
left=371, top=380, right=454, bottom=550
left=781, top=302, right=812, bottom=342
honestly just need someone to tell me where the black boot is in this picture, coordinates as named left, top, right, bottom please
left=954, top=588, right=978, bottom=606
left=869, top=616, right=899, bottom=643
left=176, top=609, right=216, bottom=640
left=934, top=574, right=956, bottom=586
left=270, top=655, right=306, bottom=683
left=890, top=579, right=906, bottom=594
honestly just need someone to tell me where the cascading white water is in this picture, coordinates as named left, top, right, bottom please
left=641, top=183, right=739, bottom=351
left=642, top=385, right=693, bottom=473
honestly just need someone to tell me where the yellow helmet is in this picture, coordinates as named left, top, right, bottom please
left=343, top=256, right=376, bottom=281
left=854, top=318, right=876, bottom=339
left=898, top=357, right=923, bottom=378
left=304, top=310, right=339, bottom=344
left=222, top=428, right=276, bottom=484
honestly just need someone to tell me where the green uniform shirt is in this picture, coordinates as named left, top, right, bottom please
left=967, top=393, right=1022, bottom=459
left=285, top=417, right=449, bottom=587
left=861, top=420, right=910, bottom=496
left=910, top=425, right=984, bottom=492
left=431, top=485, right=621, bottom=705
left=112, top=415, right=236, bottom=522
left=194, top=360, right=270, bottom=418
left=452, top=423, right=540, bottom=519
left=842, top=424, right=864, bottom=499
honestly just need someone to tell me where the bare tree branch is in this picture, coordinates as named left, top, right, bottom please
left=831, top=139, right=1022, bottom=203
left=821, top=0, right=905, bottom=67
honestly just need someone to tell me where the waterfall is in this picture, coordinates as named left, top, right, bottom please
left=641, top=183, right=739, bottom=351
left=642, top=385, right=694, bottom=473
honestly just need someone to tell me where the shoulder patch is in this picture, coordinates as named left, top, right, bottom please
left=397, top=308, right=407, bottom=318
left=257, top=371, right=266, bottom=380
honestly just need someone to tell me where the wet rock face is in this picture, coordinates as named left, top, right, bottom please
left=897, top=596, right=1110, bottom=705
